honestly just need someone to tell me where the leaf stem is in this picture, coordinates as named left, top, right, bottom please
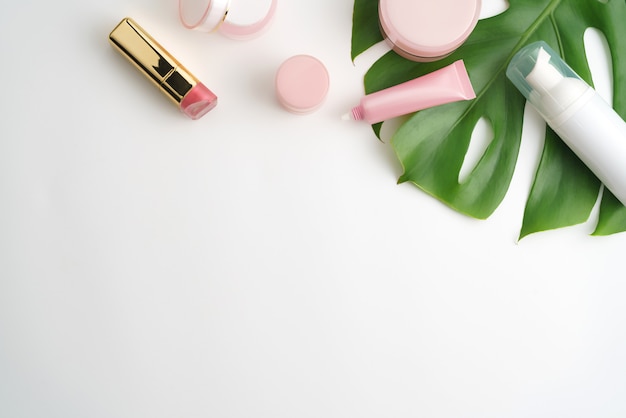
left=485, top=0, right=564, bottom=98
left=453, top=0, right=564, bottom=130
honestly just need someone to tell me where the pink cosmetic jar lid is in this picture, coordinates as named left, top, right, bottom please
left=379, top=0, right=481, bottom=62
left=179, top=0, right=277, bottom=40
left=275, top=55, right=329, bottom=114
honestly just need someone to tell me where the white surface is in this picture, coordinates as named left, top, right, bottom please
left=1, top=1, right=625, bottom=417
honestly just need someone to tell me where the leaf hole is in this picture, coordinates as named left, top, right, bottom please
left=353, top=40, right=391, bottom=70
left=459, top=117, right=494, bottom=184
left=479, top=0, right=509, bottom=19
left=379, top=115, right=410, bottom=143
left=584, top=27, right=613, bottom=103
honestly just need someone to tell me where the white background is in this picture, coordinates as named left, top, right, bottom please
left=1, top=0, right=625, bottom=417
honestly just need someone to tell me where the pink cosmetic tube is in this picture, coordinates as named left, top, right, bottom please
left=347, top=60, right=476, bottom=124
left=109, top=18, right=217, bottom=120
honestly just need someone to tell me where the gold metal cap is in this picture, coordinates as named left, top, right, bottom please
left=109, top=18, right=199, bottom=105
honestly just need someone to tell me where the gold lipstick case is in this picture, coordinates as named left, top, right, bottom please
left=109, top=18, right=217, bottom=120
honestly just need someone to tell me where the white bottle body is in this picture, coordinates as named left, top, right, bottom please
left=507, top=42, right=626, bottom=206
left=550, top=91, right=626, bottom=206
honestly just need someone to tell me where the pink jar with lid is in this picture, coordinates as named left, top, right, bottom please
left=379, top=0, right=481, bottom=62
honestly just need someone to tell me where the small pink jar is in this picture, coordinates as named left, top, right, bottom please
left=379, top=0, right=481, bottom=62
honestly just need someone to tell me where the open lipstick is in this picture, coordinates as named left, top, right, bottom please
left=109, top=18, right=217, bottom=120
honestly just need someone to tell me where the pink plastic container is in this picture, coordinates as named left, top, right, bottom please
left=179, top=0, right=277, bottom=40
left=275, top=55, right=330, bottom=114
left=379, top=0, right=481, bottom=62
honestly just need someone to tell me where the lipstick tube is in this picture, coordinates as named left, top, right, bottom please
left=109, top=18, right=217, bottom=120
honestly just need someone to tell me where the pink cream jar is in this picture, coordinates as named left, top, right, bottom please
left=379, top=0, right=481, bottom=62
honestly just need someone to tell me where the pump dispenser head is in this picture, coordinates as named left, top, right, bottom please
left=506, top=42, right=589, bottom=123
left=526, top=48, right=563, bottom=93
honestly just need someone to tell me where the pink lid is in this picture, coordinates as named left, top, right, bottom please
left=379, top=0, right=481, bottom=61
left=179, top=0, right=277, bottom=40
left=220, top=0, right=277, bottom=40
left=275, top=55, right=329, bottom=114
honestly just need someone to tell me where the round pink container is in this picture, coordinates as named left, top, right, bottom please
left=379, top=0, right=481, bottom=62
left=275, top=55, right=329, bottom=114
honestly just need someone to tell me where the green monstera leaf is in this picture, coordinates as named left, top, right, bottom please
left=351, top=0, right=626, bottom=238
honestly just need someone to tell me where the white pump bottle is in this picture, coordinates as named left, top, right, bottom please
left=507, top=41, right=626, bottom=206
